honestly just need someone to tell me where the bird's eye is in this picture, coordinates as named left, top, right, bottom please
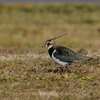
left=47, top=43, right=50, bottom=46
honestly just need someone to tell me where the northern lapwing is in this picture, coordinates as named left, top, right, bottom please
left=45, top=33, right=91, bottom=72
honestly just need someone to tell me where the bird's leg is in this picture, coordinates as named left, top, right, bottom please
left=53, top=64, right=71, bottom=74
left=57, top=65, right=71, bottom=74
left=56, top=66, right=68, bottom=73
left=64, top=65, right=71, bottom=73
left=53, top=65, right=64, bottom=73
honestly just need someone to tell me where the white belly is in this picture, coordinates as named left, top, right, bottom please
left=52, top=50, right=68, bottom=66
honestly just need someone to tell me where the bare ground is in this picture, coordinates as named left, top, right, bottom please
left=0, top=53, right=48, bottom=61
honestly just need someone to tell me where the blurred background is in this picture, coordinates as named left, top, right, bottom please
left=0, top=0, right=100, bottom=4
left=0, top=0, right=99, bottom=53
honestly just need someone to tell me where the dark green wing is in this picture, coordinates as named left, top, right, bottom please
left=55, top=46, right=78, bottom=57
left=54, top=46, right=81, bottom=63
left=54, top=46, right=90, bottom=63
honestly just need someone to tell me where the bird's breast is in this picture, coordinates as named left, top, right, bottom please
left=48, top=47, right=55, bottom=57
left=52, top=50, right=68, bottom=66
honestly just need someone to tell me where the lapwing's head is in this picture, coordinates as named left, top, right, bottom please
left=44, top=33, right=67, bottom=49
left=45, top=39, right=55, bottom=49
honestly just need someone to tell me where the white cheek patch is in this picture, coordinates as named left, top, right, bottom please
left=52, top=50, right=68, bottom=66
left=47, top=45, right=53, bottom=49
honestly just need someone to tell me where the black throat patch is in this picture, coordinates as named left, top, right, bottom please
left=48, top=47, right=55, bottom=57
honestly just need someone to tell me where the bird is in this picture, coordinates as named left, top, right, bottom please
left=44, top=34, right=91, bottom=72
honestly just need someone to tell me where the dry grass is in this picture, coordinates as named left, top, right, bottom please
left=0, top=52, right=100, bottom=100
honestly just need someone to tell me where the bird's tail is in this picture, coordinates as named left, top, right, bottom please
left=76, top=48, right=94, bottom=64
left=79, top=55, right=100, bottom=65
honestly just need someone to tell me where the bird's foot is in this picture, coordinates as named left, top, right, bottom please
left=53, top=66, right=71, bottom=74
left=53, top=67, right=64, bottom=74
left=65, top=66, right=72, bottom=73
